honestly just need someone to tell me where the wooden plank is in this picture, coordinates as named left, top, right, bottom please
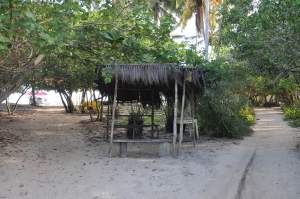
left=103, top=124, right=159, bottom=129
left=173, top=79, right=178, bottom=155
left=179, top=80, right=186, bottom=153
left=109, top=76, right=118, bottom=157
left=113, top=139, right=170, bottom=143
left=106, top=114, right=159, bottom=117
left=176, top=119, right=194, bottom=124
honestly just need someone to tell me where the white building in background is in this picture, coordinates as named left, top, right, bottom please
left=170, top=15, right=204, bottom=50
left=3, top=90, right=98, bottom=107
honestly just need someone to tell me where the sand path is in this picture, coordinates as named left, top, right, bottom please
left=0, top=107, right=299, bottom=199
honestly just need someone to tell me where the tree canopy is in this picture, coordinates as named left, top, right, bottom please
left=1, top=0, right=300, bottom=134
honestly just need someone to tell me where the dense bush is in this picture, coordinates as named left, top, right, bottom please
left=283, top=101, right=300, bottom=127
left=198, top=93, right=253, bottom=138
left=196, top=60, right=254, bottom=138
left=239, top=106, right=256, bottom=126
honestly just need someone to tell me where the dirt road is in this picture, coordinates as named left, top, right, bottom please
left=0, top=107, right=299, bottom=199
left=237, top=108, right=300, bottom=199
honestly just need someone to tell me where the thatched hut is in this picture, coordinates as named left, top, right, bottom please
left=94, top=63, right=205, bottom=156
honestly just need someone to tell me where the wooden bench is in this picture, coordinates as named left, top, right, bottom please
left=105, top=124, right=160, bottom=139
left=113, top=139, right=171, bottom=157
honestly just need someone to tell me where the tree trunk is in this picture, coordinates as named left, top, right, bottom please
left=204, top=0, right=210, bottom=60
left=31, top=85, right=36, bottom=106
left=5, top=99, right=11, bottom=115
left=153, top=1, right=161, bottom=26
left=80, top=88, right=87, bottom=113
left=93, top=90, right=101, bottom=121
left=64, top=90, right=75, bottom=113
left=0, top=76, right=25, bottom=103
left=11, top=86, right=29, bottom=114
left=58, top=91, right=68, bottom=112
left=58, top=89, right=75, bottom=113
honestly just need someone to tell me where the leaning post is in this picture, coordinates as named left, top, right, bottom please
left=109, top=74, right=118, bottom=157
left=179, top=79, right=186, bottom=153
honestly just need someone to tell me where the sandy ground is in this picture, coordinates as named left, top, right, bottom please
left=0, top=107, right=299, bottom=199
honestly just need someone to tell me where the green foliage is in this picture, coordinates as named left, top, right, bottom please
left=102, top=68, right=113, bottom=84
left=283, top=102, right=300, bottom=120
left=283, top=107, right=298, bottom=121
left=197, top=60, right=253, bottom=138
left=198, top=93, right=252, bottom=138
left=239, top=106, right=256, bottom=126
left=283, top=102, right=300, bottom=127
left=1, top=0, right=264, bottom=138
left=275, top=77, right=299, bottom=105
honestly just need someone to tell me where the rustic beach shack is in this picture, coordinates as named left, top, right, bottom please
left=94, top=64, right=205, bottom=156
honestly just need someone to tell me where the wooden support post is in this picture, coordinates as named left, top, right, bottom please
left=100, top=96, right=104, bottom=121
left=195, top=121, right=199, bottom=139
left=173, top=79, right=178, bottom=155
left=109, top=76, right=118, bottom=157
left=179, top=80, right=186, bottom=153
left=191, top=90, right=196, bottom=148
left=151, top=89, right=154, bottom=138
left=106, top=102, right=110, bottom=140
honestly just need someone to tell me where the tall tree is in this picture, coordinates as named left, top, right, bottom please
left=219, top=0, right=300, bottom=105
left=180, top=0, right=223, bottom=59
left=0, top=0, right=81, bottom=102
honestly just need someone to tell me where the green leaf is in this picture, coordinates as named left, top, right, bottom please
left=25, top=11, right=35, bottom=20
left=0, top=35, right=10, bottom=43
left=100, top=32, right=113, bottom=41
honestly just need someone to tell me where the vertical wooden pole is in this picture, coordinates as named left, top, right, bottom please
left=109, top=76, right=118, bottom=157
left=151, top=89, right=154, bottom=138
left=179, top=80, right=186, bottom=153
left=100, top=96, right=104, bottom=121
left=106, top=102, right=110, bottom=140
left=191, top=90, right=196, bottom=148
left=173, top=79, right=178, bottom=155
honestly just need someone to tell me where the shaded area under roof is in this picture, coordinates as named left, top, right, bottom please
left=94, top=63, right=205, bottom=105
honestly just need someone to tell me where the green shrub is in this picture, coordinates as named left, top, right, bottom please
left=283, top=105, right=300, bottom=120
left=283, top=101, right=300, bottom=127
left=289, top=118, right=300, bottom=127
left=198, top=93, right=253, bottom=138
left=239, top=106, right=256, bottom=126
left=195, top=59, right=253, bottom=138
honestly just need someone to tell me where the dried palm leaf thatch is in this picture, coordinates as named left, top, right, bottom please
left=94, top=63, right=205, bottom=105
left=96, top=63, right=204, bottom=86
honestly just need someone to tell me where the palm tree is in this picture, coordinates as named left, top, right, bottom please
left=147, top=0, right=180, bottom=25
left=180, top=0, right=222, bottom=60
